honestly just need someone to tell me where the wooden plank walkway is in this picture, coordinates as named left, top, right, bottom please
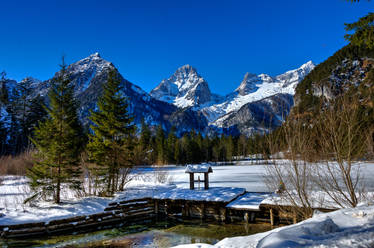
left=0, top=188, right=339, bottom=239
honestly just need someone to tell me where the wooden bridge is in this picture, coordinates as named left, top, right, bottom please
left=0, top=190, right=337, bottom=239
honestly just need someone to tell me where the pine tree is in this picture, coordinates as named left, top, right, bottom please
left=202, top=136, right=211, bottom=162
left=139, top=119, right=151, bottom=151
left=0, top=112, right=7, bottom=155
left=345, top=12, right=374, bottom=48
left=0, top=72, right=8, bottom=155
left=87, top=70, right=135, bottom=196
left=7, top=87, right=21, bottom=154
left=155, top=125, right=165, bottom=164
left=0, top=71, right=9, bottom=105
left=174, top=139, right=182, bottom=164
left=186, top=131, right=200, bottom=163
left=27, top=59, right=84, bottom=203
left=166, top=127, right=177, bottom=164
left=226, top=135, right=234, bottom=161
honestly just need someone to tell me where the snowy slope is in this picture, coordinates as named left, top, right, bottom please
left=203, top=61, right=315, bottom=125
left=24, top=53, right=208, bottom=133
left=150, top=61, right=315, bottom=129
left=150, top=65, right=221, bottom=108
left=174, top=203, right=374, bottom=248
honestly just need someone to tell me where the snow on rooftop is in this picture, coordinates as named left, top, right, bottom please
left=153, top=187, right=245, bottom=202
left=185, top=164, right=213, bottom=173
left=226, top=192, right=272, bottom=211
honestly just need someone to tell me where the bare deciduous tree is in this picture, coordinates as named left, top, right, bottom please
left=265, top=116, right=318, bottom=219
left=314, top=96, right=370, bottom=208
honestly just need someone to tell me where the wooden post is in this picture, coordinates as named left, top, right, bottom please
left=204, top=172, right=209, bottom=189
left=293, top=212, right=297, bottom=224
left=154, top=200, right=159, bottom=214
left=182, top=202, right=190, bottom=218
left=250, top=212, right=256, bottom=222
left=220, top=208, right=226, bottom=222
left=244, top=212, right=249, bottom=223
left=200, top=203, right=205, bottom=219
left=270, top=208, right=275, bottom=226
left=190, top=173, right=194, bottom=190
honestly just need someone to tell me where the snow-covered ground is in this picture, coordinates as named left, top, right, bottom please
left=1, top=161, right=374, bottom=247
left=0, top=163, right=268, bottom=225
left=173, top=202, right=374, bottom=248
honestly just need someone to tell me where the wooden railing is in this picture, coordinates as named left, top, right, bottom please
left=0, top=198, right=155, bottom=239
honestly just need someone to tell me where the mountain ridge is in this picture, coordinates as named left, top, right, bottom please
left=4, top=53, right=315, bottom=136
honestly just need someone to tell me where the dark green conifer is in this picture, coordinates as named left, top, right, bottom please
left=87, top=70, right=135, bottom=196
left=166, top=127, right=177, bottom=163
left=155, top=124, right=165, bottom=164
left=345, top=13, right=374, bottom=48
left=27, top=59, right=84, bottom=203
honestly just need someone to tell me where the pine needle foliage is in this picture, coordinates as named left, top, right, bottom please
left=27, top=59, right=84, bottom=204
left=345, top=12, right=374, bottom=49
left=87, top=70, right=135, bottom=196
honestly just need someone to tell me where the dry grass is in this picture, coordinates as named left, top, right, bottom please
left=0, top=151, right=34, bottom=176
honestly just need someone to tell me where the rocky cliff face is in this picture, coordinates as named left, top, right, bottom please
left=294, top=45, right=374, bottom=113
left=150, top=65, right=214, bottom=108
left=149, top=61, right=315, bottom=135
left=215, top=93, right=294, bottom=136
left=200, top=61, right=315, bottom=127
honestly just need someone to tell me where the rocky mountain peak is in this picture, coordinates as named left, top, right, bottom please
left=235, top=73, right=261, bottom=96
left=69, top=52, right=113, bottom=74
left=150, top=64, right=212, bottom=107
left=90, top=52, right=101, bottom=58
left=300, top=60, right=315, bottom=72
left=276, top=61, right=315, bottom=89
left=169, top=64, right=201, bottom=90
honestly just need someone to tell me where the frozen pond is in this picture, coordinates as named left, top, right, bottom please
left=131, top=161, right=270, bottom=192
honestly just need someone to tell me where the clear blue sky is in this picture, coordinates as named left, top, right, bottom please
left=0, top=0, right=372, bottom=95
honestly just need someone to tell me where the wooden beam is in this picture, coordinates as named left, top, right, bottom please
left=204, top=172, right=209, bottom=189
left=270, top=208, right=275, bottom=226
left=189, top=173, right=194, bottom=190
left=293, top=211, right=297, bottom=224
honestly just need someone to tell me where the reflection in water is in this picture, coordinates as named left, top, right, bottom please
left=0, top=220, right=272, bottom=248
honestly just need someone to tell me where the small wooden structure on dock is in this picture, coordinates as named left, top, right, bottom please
left=185, top=164, right=213, bottom=190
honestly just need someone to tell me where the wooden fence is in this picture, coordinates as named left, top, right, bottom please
left=0, top=198, right=155, bottom=239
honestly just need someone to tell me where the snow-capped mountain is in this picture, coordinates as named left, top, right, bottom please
left=202, top=61, right=315, bottom=125
left=29, top=53, right=208, bottom=133
left=215, top=93, right=294, bottom=136
left=3, top=54, right=315, bottom=136
left=150, top=65, right=220, bottom=108
left=152, top=61, right=315, bottom=129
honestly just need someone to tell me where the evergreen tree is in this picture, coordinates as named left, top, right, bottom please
left=186, top=131, right=200, bottom=163
left=133, top=119, right=152, bottom=165
left=226, top=135, right=234, bottom=161
left=7, top=87, right=21, bottom=154
left=238, top=135, right=247, bottom=158
left=27, top=59, right=84, bottom=203
left=202, top=136, right=211, bottom=162
left=166, top=127, right=177, bottom=164
left=345, top=13, right=374, bottom=48
left=25, top=95, right=48, bottom=144
left=139, top=119, right=151, bottom=152
left=155, top=125, right=165, bottom=164
left=87, top=70, right=135, bottom=196
left=0, top=111, right=7, bottom=155
left=174, top=139, right=182, bottom=164
left=0, top=71, right=8, bottom=155
left=0, top=71, right=9, bottom=105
